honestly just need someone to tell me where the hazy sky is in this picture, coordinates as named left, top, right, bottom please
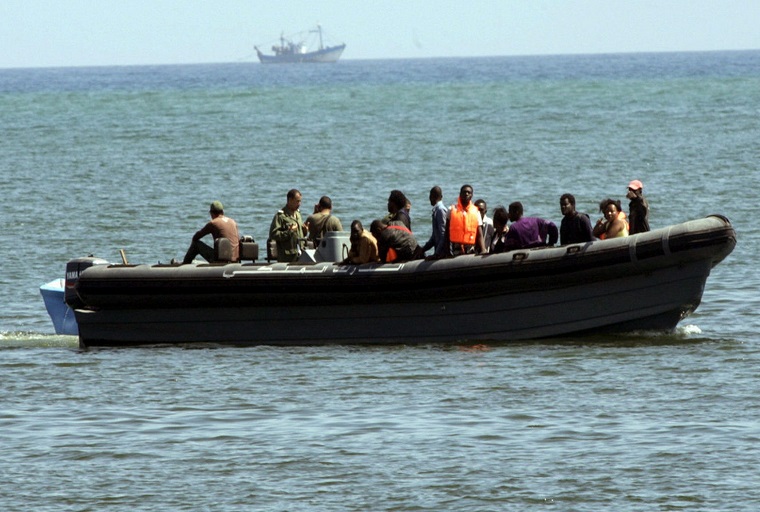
left=1, top=0, right=758, bottom=68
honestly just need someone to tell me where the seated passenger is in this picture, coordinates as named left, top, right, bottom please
left=490, top=206, right=510, bottom=253
left=345, top=220, right=380, bottom=264
left=370, top=219, right=423, bottom=263
left=593, top=198, right=629, bottom=240
left=503, top=201, right=558, bottom=251
left=305, top=195, right=343, bottom=244
left=181, top=201, right=239, bottom=264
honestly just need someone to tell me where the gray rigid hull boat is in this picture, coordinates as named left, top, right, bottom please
left=66, top=216, right=736, bottom=348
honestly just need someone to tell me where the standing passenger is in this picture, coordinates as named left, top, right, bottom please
left=626, top=180, right=650, bottom=234
left=269, top=189, right=307, bottom=262
left=421, top=186, right=449, bottom=259
left=559, top=193, right=594, bottom=245
left=385, top=190, right=412, bottom=230
left=448, top=184, right=487, bottom=255
left=305, top=195, right=343, bottom=244
left=474, top=199, right=495, bottom=253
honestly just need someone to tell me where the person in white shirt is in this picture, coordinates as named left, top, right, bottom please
left=474, top=199, right=495, bottom=253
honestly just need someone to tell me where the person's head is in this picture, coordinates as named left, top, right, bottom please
left=627, top=179, right=644, bottom=199
left=369, top=219, right=387, bottom=238
left=459, top=184, right=474, bottom=207
left=601, top=198, right=622, bottom=221
left=350, top=219, right=364, bottom=240
left=429, top=186, right=443, bottom=206
left=474, top=198, right=487, bottom=218
left=387, top=190, right=407, bottom=214
left=317, top=195, right=332, bottom=211
left=508, top=201, right=524, bottom=222
left=559, top=193, right=576, bottom=217
left=286, top=189, right=302, bottom=211
left=492, top=206, right=509, bottom=232
left=209, top=200, right=224, bottom=217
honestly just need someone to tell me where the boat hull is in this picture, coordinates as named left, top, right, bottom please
left=40, top=278, right=78, bottom=335
left=257, top=44, right=345, bottom=64
left=71, top=216, right=736, bottom=348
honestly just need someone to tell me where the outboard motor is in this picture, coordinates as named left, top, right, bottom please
left=64, top=256, right=109, bottom=309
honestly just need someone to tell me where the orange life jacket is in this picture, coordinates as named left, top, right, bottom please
left=449, top=199, right=480, bottom=245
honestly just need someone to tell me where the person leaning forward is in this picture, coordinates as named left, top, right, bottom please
left=370, top=219, right=423, bottom=263
left=345, top=219, right=380, bottom=264
left=182, top=200, right=239, bottom=264
left=269, top=189, right=307, bottom=263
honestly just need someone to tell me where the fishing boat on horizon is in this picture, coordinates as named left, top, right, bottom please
left=255, top=25, right=345, bottom=64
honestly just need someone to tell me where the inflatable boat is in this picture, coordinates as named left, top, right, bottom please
left=60, top=216, right=735, bottom=348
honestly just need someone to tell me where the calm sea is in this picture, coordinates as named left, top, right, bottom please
left=1, top=52, right=759, bottom=510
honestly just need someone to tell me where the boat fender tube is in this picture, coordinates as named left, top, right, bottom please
left=64, top=256, right=109, bottom=309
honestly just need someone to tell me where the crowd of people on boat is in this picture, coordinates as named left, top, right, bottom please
left=178, top=180, right=649, bottom=265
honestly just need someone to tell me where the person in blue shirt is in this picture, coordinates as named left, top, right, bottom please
left=421, top=186, right=449, bottom=259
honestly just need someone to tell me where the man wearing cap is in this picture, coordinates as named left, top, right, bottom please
left=626, top=180, right=650, bottom=234
left=181, top=200, right=240, bottom=264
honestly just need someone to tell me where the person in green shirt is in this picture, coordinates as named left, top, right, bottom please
left=269, top=189, right=307, bottom=262
left=305, top=195, right=343, bottom=245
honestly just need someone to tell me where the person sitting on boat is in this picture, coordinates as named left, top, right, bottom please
left=490, top=206, right=510, bottom=253
left=626, top=179, right=650, bottom=234
left=502, top=201, right=559, bottom=251
left=559, top=193, right=594, bottom=245
left=383, top=189, right=412, bottom=231
left=344, top=220, right=380, bottom=264
left=269, top=189, right=307, bottom=263
left=448, top=184, right=487, bottom=256
left=305, top=195, right=343, bottom=245
left=370, top=219, right=423, bottom=263
left=181, top=201, right=239, bottom=264
left=421, top=186, right=449, bottom=259
left=593, top=198, right=629, bottom=240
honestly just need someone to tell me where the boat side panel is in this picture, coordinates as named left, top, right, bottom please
left=76, top=259, right=711, bottom=347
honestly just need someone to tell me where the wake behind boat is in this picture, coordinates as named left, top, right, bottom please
left=51, top=216, right=735, bottom=348
left=255, top=25, right=345, bottom=64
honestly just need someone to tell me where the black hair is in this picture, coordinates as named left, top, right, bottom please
left=388, top=190, right=407, bottom=211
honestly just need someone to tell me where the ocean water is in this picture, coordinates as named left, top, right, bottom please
left=1, top=52, right=759, bottom=510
